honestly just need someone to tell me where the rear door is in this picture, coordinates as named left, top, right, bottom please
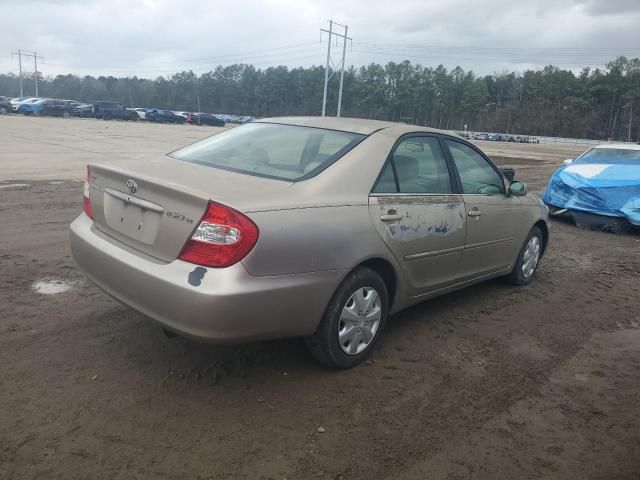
left=443, top=139, right=523, bottom=281
left=369, top=135, right=466, bottom=296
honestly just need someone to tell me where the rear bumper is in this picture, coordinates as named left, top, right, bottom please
left=70, top=214, right=343, bottom=343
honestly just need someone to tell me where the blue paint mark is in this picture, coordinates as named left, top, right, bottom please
left=188, top=267, right=207, bottom=287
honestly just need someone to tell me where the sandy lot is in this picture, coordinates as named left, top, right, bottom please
left=1, top=116, right=639, bottom=480
left=0, top=115, right=226, bottom=181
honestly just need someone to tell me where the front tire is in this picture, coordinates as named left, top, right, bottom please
left=504, top=226, right=543, bottom=285
left=305, top=268, right=388, bottom=369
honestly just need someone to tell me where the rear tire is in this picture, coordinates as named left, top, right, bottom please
left=504, top=226, right=543, bottom=285
left=102, top=112, right=113, bottom=120
left=305, top=268, right=388, bottom=369
left=62, top=111, right=70, bottom=118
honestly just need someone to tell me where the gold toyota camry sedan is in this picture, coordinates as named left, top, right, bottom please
left=70, top=117, right=550, bottom=368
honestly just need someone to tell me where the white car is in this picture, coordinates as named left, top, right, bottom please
left=128, top=108, right=148, bottom=120
left=10, top=97, right=40, bottom=112
left=173, top=111, right=192, bottom=120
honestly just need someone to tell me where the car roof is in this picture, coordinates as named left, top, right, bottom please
left=593, top=143, right=640, bottom=151
left=255, top=116, right=450, bottom=136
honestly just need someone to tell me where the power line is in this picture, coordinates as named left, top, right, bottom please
left=355, top=42, right=640, bottom=53
left=10, top=40, right=638, bottom=80
left=350, top=42, right=640, bottom=66
left=40, top=49, right=326, bottom=78
left=350, top=49, right=614, bottom=67
left=42, top=42, right=322, bottom=72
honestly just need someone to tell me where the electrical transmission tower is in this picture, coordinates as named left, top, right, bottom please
left=320, top=20, right=351, bottom=117
left=11, top=50, right=44, bottom=97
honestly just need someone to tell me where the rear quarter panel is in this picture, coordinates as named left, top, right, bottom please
left=242, top=204, right=401, bottom=277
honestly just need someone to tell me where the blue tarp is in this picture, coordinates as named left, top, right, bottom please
left=542, top=153, right=640, bottom=225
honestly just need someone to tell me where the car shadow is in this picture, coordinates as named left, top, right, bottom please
left=81, top=276, right=518, bottom=393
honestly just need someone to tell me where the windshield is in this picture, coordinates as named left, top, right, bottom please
left=575, top=148, right=640, bottom=166
left=170, top=123, right=365, bottom=181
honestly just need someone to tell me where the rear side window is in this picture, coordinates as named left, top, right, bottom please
left=372, top=162, right=397, bottom=193
left=372, top=136, right=453, bottom=194
left=445, top=140, right=505, bottom=195
left=171, top=123, right=365, bottom=181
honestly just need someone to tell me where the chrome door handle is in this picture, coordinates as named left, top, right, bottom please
left=468, top=210, right=482, bottom=217
left=380, top=214, right=403, bottom=222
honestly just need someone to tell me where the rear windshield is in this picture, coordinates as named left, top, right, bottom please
left=170, top=123, right=365, bottom=181
left=576, top=148, right=640, bottom=165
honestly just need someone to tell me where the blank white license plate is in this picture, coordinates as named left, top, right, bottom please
left=103, top=194, right=161, bottom=244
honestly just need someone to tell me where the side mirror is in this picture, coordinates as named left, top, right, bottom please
left=563, top=158, right=574, bottom=166
left=509, top=181, right=527, bottom=197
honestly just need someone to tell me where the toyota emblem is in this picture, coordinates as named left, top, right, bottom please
left=126, top=179, right=138, bottom=194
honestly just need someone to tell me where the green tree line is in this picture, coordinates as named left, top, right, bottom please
left=1, top=57, right=639, bottom=140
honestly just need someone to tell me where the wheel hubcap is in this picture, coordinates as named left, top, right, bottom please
left=338, top=287, right=381, bottom=355
left=521, top=236, right=541, bottom=279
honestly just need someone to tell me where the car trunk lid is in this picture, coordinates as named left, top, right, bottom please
left=88, top=159, right=292, bottom=262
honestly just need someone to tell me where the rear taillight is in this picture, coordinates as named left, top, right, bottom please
left=83, top=166, right=94, bottom=219
left=179, top=201, right=259, bottom=268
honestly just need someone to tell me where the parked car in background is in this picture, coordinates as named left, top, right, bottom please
left=10, top=97, right=36, bottom=111
left=189, top=112, right=225, bottom=127
left=0, top=96, right=12, bottom=114
left=146, top=109, right=184, bottom=124
left=72, top=103, right=94, bottom=118
left=19, top=98, right=50, bottom=115
left=71, top=117, right=549, bottom=369
left=543, top=144, right=640, bottom=231
left=172, top=111, right=192, bottom=121
left=39, top=99, right=82, bottom=117
left=129, top=108, right=148, bottom=120
left=94, top=101, right=138, bottom=121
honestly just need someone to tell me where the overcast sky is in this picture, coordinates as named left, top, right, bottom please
left=2, top=0, right=640, bottom=78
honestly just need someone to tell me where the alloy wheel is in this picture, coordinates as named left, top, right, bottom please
left=338, top=287, right=382, bottom=355
left=522, top=236, right=541, bottom=279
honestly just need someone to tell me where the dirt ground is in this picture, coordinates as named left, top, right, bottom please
left=1, top=116, right=640, bottom=480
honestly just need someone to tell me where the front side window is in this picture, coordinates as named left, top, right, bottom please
left=446, top=140, right=505, bottom=195
left=372, top=136, right=453, bottom=194
left=171, top=123, right=364, bottom=181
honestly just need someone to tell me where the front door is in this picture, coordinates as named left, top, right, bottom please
left=369, top=135, right=466, bottom=296
left=443, top=139, right=524, bottom=281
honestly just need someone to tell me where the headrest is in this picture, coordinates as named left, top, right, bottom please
left=394, top=154, right=419, bottom=180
